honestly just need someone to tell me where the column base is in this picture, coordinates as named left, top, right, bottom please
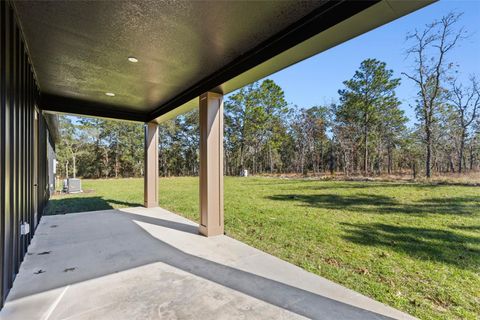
left=199, top=224, right=224, bottom=237
left=143, top=201, right=158, bottom=208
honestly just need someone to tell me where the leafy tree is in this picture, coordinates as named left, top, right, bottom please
left=337, top=58, right=402, bottom=175
left=377, top=98, right=408, bottom=174
left=57, top=117, right=87, bottom=178
left=225, top=79, right=288, bottom=174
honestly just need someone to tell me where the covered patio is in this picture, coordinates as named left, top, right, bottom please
left=0, top=207, right=414, bottom=320
left=10, top=0, right=434, bottom=237
left=1, top=0, right=434, bottom=317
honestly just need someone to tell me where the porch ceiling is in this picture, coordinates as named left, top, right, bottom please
left=13, top=0, right=433, bottom=122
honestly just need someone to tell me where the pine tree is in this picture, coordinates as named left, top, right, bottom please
left=337, top=59, right=402, bottom=175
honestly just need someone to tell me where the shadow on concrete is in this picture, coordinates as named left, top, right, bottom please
left=7, top=209, right=395, bottom=320
left=45, top=196, right=142, bottom=215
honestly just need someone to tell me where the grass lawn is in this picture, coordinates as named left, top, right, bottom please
left=46, top=177, right=480, bottom=319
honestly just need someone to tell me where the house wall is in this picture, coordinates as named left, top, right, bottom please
left=0, top=1, right=55, bottom=308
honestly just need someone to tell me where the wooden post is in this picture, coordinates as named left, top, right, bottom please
left=199, top=92, right=224, bottom=236
left=144, top=122, right=158, bottom=208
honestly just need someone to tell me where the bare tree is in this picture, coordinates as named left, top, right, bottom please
left=403, top=12, right=466, bottom=178
left=448, top=76, right=480, bottom=173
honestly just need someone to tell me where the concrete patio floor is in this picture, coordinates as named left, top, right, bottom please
left=0, top=207, right=415, bottom=320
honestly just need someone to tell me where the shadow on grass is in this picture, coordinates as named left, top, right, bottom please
left=341, top=222, right=480, bottom=270
left=449, top=224, right=480, bottom=231
left=250, top=180, right=479, bottom=190
left=45, top=196, right=142, bottom=215
left=267, top=194, right=479, bottom=216
left=103, top=198, right=142, bottom=207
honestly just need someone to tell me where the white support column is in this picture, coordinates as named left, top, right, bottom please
left=199, top=92, right=224, bottom=237
left=144, top=122, right=158, bottom=208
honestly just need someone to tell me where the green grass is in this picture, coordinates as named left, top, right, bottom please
left=46, top=177, right=480, bottom=319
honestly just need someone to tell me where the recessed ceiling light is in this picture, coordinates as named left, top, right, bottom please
left=128, top=56, right=138, bottom=63
left=105, top=92, right=115, bottom=97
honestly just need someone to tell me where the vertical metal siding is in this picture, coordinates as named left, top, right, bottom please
left=0, top=0, right=6, bottom=305
left=1, top=1, right=52, bottom=308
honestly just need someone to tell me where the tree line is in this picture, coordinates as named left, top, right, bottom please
left=56, top=12, right=479, bottom=180
left=57, top=117, right=144, bottom=179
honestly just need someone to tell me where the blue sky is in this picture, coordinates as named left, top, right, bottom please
left=249, top=0, right=480, bottom=127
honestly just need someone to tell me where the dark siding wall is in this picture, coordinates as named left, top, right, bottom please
left=1, top=1, right=52, bottom=308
